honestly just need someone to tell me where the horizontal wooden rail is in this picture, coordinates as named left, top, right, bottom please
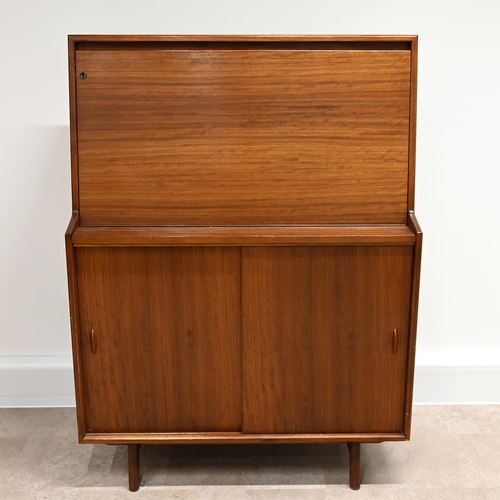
left=72, top=225, right=416, bottom=247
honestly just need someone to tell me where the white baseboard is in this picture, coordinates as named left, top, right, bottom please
left=0, top=356, right=499, bottom=407
left=413, top=366, right=500, bottom=404
left=0, top=356, right=75, bottom=407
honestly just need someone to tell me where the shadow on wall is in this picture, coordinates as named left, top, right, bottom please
left=0, top=125, right=72, bottom=355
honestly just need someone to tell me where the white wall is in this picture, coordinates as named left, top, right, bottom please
left=1, top=0, right=500, bottom=404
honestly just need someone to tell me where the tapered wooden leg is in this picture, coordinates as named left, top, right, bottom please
left=347, top=442, right=361, bottom=490
left=128, top=444, right=141, bottom=492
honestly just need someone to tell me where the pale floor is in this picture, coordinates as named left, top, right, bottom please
left=0, top=406, right=499, bottom=499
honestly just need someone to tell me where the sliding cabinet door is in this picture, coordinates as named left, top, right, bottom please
left=242, top=246, right=412, bottom=434
left=76, top=247, right=241, bottom=433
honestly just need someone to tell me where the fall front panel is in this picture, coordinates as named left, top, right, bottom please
left=76, top=247, right=241, bottom=433
left=75, top=48, right=410, bottom=226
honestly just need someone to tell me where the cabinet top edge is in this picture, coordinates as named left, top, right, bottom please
left=68, top=34, right=418, bottom=44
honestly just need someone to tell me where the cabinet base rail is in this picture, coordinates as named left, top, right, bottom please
left=83, top=431, right=403, bottom=444
left=126, top=442, right=362, bottom=492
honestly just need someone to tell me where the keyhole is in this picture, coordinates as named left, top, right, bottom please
left=79, top=72, right=87, bottom=79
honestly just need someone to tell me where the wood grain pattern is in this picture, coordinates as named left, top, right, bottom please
left=72, top=225, right=415, bottom=247
left=75, top=48, right=411, bottom=226
left=242, top=246, right=413, bottom=434
left=76, top=247, right=241, bottom=433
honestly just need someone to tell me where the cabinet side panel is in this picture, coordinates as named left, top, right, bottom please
left=76, top=247, right=241, bottom=433
left=65, top=214, right=86, bottom=440
left=407, top=37, right=418, bottom=211
left=404, top=213, right=423, bottom=437
left=242, top=246, right=413, bottom=434
left=68, top=37, right=79, bottom=210
left=76, top=48, right=410, bottom=225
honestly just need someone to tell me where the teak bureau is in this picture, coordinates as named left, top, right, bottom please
left=65, top=35, right=422, bottom=491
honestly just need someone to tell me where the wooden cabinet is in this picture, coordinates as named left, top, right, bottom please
left=66, top=35, right=422, bottom=491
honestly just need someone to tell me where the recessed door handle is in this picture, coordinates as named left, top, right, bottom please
left=392, top=329, right=398, bottom=354
left=90, top=329, right=97, bottom=354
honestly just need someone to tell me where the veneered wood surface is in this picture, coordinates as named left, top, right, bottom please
left=72, top=225, right=415, bottom=247
left=76, top=48, right=411, bottom=226
left=242, top=246, right=413, bottom=434
left=76, top=247, right=241, bottom=433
